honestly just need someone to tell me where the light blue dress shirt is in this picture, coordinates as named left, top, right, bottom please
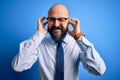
left=12, top=31, right=106, bottom=80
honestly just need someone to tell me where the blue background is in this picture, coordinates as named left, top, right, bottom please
left=0, top=0, right=120, bottom=80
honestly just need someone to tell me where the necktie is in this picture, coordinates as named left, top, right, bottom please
left=54, top=41, right=64, bottom=80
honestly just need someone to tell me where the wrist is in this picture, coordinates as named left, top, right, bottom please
left=74, top=32, right=84, bottom=40
left=37, top=30, right=47, bottom=35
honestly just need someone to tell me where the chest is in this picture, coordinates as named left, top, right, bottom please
left=38, top=42, right=80, bottom=69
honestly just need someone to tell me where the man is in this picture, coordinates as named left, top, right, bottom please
left=12, top=3, right=106, bottom=80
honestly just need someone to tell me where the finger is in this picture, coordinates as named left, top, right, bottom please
left=68, top=29, right=74, bottom=37
left=68, top=29, right=72, bottom=34
left=71, top=18, right=79, bottom=24
left=40, top=16, right=46, bottom=22
left=69, top=21, right=74, bottom=27
left=68, top=18, right=75, bottom=26
left=43, top=21, right=48, bottom=26
left=38, top=16, right=46, bottom=23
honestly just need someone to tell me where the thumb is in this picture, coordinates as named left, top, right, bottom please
left=68, top=29, right=74, bottom=37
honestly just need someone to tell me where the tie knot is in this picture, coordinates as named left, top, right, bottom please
left=57, top=41, right=62, bottom=47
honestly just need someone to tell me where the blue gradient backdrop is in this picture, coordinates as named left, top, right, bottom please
left=0, top=0, right=120, bottom=80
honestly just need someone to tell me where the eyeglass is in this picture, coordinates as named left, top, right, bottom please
left=46, top=17, right=69, bottom=22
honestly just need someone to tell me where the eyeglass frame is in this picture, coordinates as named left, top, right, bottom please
left=46, top=17, right=69, bottom=22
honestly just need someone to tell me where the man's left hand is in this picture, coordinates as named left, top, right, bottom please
left=68, top=18, right=81, bottom=37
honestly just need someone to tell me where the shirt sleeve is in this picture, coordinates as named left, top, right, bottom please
left=76, top=36, right=106, bottom=75
left=12, top=31, right=45, bottom=72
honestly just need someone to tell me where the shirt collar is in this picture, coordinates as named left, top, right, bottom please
left=48, top=34, right=74, bottom=45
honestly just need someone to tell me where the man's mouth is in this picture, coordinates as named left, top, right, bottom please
left=53, top=29, right=61, bottom=33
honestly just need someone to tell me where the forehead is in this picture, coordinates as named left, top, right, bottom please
left=48, top=5, right=69, bottom=18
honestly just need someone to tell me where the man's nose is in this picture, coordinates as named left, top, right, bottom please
left=54, top=20, right=60, bottom=27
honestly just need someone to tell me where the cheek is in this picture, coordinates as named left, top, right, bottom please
left=62, top=23, right=68, bottom=30
left=48, top=23, right=53, bottom=29
left=63, top=21, right=69, bottom=28
left=48, top=26, right=51, bottom=30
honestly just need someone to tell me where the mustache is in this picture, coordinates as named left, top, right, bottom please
left=50, top=26, right=63, bottom=31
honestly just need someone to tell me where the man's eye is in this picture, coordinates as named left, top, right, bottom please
left=58, top=18, right=66, bottom=21
left=49, top=18, right=56, bottom=21
left=47, top=17, right=68, bottom=22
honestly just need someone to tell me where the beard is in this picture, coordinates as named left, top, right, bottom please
left=48, top=26, right=68, bottom=43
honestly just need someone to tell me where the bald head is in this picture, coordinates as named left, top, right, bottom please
left=48, top=4, right=69, bottom=18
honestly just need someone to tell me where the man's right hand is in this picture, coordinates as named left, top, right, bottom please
left=37, top=16, right=48, bottom=34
